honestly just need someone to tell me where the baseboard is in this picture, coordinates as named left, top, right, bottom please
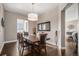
left=46, top=42, right=58, bottom=48
left=46, top=41, right=56, bottom=45
left=5, top=40, right=17, bottom=44
left=0, top=42, right=5, bottom=54
left=61, top=47, right=65, bottom=49
left=58, top=47, right=66, bottom=56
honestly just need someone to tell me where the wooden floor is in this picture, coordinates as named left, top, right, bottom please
left=1, top=42, right=19, bottom=56
left=1, top=42, right=59, bottom=56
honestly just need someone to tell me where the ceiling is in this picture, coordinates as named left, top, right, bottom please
left=3, top=3, right=58, bottom=16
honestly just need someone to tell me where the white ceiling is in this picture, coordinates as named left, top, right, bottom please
left=3, top=3, right=58, bottom=16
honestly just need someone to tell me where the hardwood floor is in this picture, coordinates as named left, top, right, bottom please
left=1, top=42, right=58, bottom=56
left=1, top=42, right=19, bottom=56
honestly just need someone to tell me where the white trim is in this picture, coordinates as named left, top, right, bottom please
left=0, top=42, right=5, bottom=54
left=61, top=47, right=65, bottom=49
left=46, top=41, right=56, bottom=45
left=58, top=47, right=62, bottom=56
left=5, top=40, right=17, bottom=44
left=46, top=41, right=58, bottom=48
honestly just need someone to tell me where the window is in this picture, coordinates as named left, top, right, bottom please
left=17, top=19, right=28, bottom=33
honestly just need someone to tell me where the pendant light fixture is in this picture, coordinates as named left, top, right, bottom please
left=28, top=3, right=38, bottom=21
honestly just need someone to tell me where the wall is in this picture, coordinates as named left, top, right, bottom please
left=28, top=21, right=37, bottom=35
left=4, top=11, right=37, bottom=42
left=65, top=4, right=78, bottom=22
left=0, top=4, right=4, bottom=53
left=66, top=20, right=78, bottom=32
left=4, top=11, right=27, bottom=41
left=77, top=4, right=79, bottom=56
left=0, top=4, right=4, bottom=43
left=77, top=20, right=79, bottom=56
left=37, top=6, right=59, bottom=45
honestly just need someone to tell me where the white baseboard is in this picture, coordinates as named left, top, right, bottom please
left=46, top=41, right=56, bottom=45
left=5, top=40, right=17, bottom=44
left=0, top=42, right=5, bottom=54
left=46, top=41, right=58, bottom=48
left=61, top=47, right=65, bottom=49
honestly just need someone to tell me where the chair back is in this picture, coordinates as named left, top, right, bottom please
left=17, top=33, right=20, bottom=39
left=39, top=34, right=47, bottom=45
left=17, top=33, right=24, bottom=45
left=24, top=32, right=28, bottom=36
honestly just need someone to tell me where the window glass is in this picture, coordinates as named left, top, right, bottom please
left=17, top=19, right=28, bottom=33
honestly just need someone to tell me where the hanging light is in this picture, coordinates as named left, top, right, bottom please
left=28, top=13, right=38, bottom=21
left=28, top=3, right=38, bottom=21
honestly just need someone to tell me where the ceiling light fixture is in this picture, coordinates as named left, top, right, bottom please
left=28, top=3, right=38, bottom=21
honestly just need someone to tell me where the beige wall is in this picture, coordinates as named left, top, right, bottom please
left=77, top=19, right=79, bottom=56
left=65, top=4, right=78, bottom=21
left=0, top=4, right=4, bottom=53
left=0, top=4, right=4, bottom=43
left=28, top=21, right=37, bottom=35
left=78, top=4, right=79, bottom=56
left=4, top=11, right=27, bottom=41
left=66, top=20, right=79, bottom=32
left=4, top=11, right=37, bottom=42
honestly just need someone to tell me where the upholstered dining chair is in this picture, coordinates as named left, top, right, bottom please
left=33, top=33, right=47, bottom=55
left=17, top=33, right=31, bottom=56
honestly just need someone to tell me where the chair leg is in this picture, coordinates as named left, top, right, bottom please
left=22, top=47, right=24, bottom=56
left=18, top=46, right=22, bottom=56
left=19, top=48, right=21, bottom=56
left=38, top=48, right=41, bottom=55
left=30, top=45, right=34, bottom=56
left=45, top=48, right=47, bottom=55
left=28, top=46, right=30, bottom=51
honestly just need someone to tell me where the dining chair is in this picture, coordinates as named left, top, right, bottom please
left=33, top=33, right=47, bottom=55
left=24, top=32, right=29, bottom=36
left=17, top=33, right=31, bottom=56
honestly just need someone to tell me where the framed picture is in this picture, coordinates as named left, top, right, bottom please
left=38, top=21, right=50, bottom=31
left=1, top=17, right=4, bottom=27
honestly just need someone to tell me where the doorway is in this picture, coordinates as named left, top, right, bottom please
left=64, top=3, right=78, bottom=56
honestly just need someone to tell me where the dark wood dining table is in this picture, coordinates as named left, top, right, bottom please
left=24, top=35, right=40, bottom=43
left=23, top=35, right=40, bottom=55
left=24, top=35, right=50, bottom=55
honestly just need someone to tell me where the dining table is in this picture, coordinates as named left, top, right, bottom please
left=24, top=34, right=50, bottom=42
left=23, top=35, right=40, bottom=55
left=24, top=35, right=40, bottom=43
left=23, top=34, right=50, bottom=55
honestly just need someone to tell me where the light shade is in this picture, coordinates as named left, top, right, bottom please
left=28, top=13, right=38, bottom=21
